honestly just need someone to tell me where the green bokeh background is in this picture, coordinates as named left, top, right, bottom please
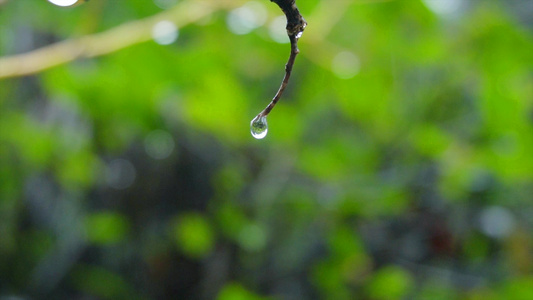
left=1, top=0, right=532, bottom=299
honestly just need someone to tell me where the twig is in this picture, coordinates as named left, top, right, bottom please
left=256, top=0, right=307, bottom=118
left=0, top=0, right=242, bottom=79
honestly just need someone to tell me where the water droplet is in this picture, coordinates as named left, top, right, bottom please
left=295, top=31, right=303, bottom=39
left=250, top=115, right=268, bottom=139
left=48, top=0, right=79, bottom=6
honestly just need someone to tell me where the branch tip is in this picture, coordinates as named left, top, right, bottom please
left=259, top=0, right=306, bottom=118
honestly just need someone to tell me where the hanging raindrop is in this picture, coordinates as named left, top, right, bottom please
left=47, top=0, right=80, bottom=7
left=250, top=115, right=268, bottom=139
left=295, top=23, right=306, bottom=39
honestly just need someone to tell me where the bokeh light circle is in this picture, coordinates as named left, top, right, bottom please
left=48, top=0, right=79, bottom=7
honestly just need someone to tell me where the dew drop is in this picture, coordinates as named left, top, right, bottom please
left=48, top=0, right=79, bottom=6
left=250, top=115, right=268, bottom=139
left=295, top=31, right=303, bottom=39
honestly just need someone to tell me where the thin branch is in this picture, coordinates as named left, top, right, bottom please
left=256, top=0, right=307, bottom=118
left=0, top=0, right=242, bottom=79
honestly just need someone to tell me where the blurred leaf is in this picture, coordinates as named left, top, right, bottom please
left=499, top=276, right=533, bottom=300
left=0, top=113, right=54, bottom=169
left=184, top=69, right=249, bottom=142
left=237, top=223, right=267, bottom=252
left=173, top=212, right=215, bottom=258
left=217, top=282, right=265, bottom=300
left=313, top=226, right=371, bottom=299
left=85, top=212, right=130, bottom=245
left=216, top=202, right=249, bottom=239
left=463, top=233, right=490, bottom=262
left=498, top=276, right=533, bottom=300
left=411, top=124, right=452, bottom=157
left=57, top=150, right=99, bottom=190
left=416, top=281, right=457, bottom=300
left=366, top=266, right=414, bottom=300
left=71, top=264, right=142, bottom=300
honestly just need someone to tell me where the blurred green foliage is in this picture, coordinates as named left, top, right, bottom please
left=85, top=212, right=130, bottom=245
left=173, top=212, right=215, bottom=258
left=217, top=282, right=267, bottom=300
left=366, top=266, right=414, bottom=300
left=0, top=0, right=532, bottom=299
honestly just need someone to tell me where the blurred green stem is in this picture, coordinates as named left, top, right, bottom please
left=0, top=0, right=243, bottom=79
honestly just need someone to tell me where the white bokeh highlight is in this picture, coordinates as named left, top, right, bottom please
left=331, top=51, right=361, bottom=79
left=269, top=16, right=289, bottom=44
left=423, top=0, right=462, bottom=16
left=479, top=206, right=516, bottom=239
left=152, top=20, right=179, bottom=45
left=226, top=1, right=267, bottom=35
left=48, top=0, right=78, bottom=7
left=106, top=159, right=136, bottom=190
left=144, top=130, right=175, bottom=160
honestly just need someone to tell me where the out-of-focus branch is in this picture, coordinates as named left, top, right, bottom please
left=0, top=0, right=241, bottom=79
